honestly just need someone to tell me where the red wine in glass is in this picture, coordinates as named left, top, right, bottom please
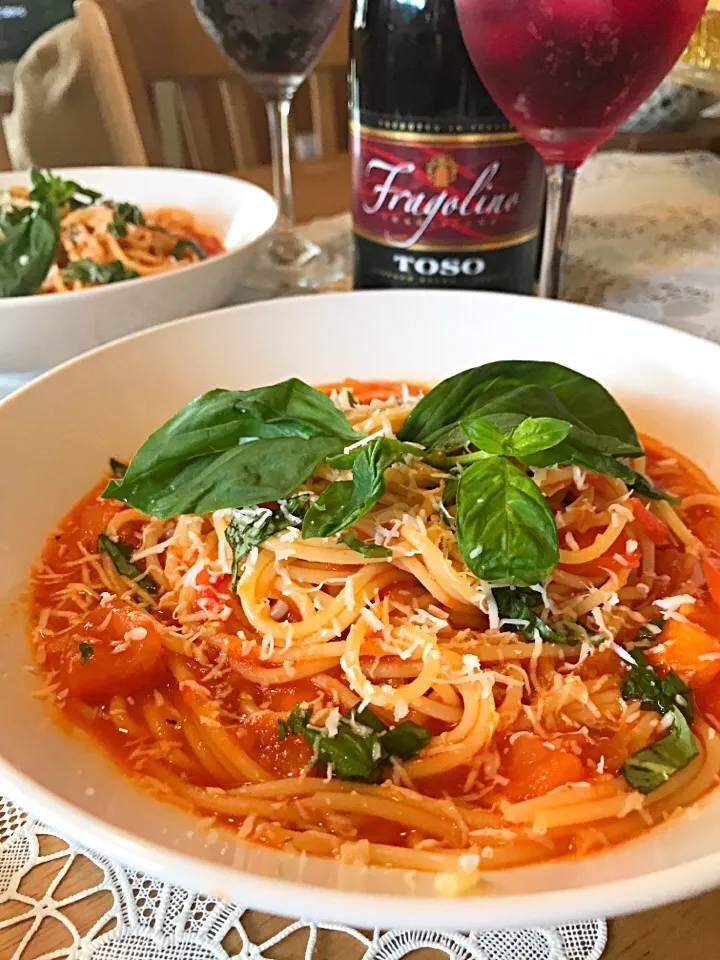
left=455, top=0, right=708, bottom=295
left=193, top=0, right=347, bottom=290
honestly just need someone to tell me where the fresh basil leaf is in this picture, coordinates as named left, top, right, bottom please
left=276, top=718, right=289, bottom=741
left=104, top=380, right=359, bottom=517
left=109, top=457, right=128, bottom=478
left=456, top=457, right=559, bottom=585
left=494, top=586, right=576, bottom=644
left=621, top=707, right=699, bottom=794
left=225, top=494, right=311, bottom=590
left=62, top=259, right=140, bottom=285
left=339, top=531, right=392, bottom=558
left=97, top=533, right=157, bottom=593
left=0, top=205, right=59, bottom=297
left=281, top=702, right=430, bottom=781
left=106, top=435, right=341, bottom=519
left=439, top=475, right=459, bottom=529
left=399, top=362, right=641, bottom=457
left=172, top=237, right=206, bottom=260
left=29, top=168, right=102, bottom=209
left=327, top=438, right=420, bottom=470
left=506, top=417, right=572, bottom=457
left=461, top=417, right=505, bottom=455
left=78, top=641, right=94, bottom=664
left=303, top=437, right=408, bottom=540
left=622, top=648, right=693, bottom=722
left=381, top=721, right=432, bottom=760
left=232, top=379, right=359, bottom=443
left=461, top=415, right=571, bottom=459
left=524, top=439, right=679, bottom=503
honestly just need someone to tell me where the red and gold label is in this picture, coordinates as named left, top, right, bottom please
left=351, top=119, right=544, bottom=292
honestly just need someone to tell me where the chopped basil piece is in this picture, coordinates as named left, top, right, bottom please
left=339, top=531, right=392, bottom=558
left=621, top=707, right=699, bottom=794
left=225, top=494, right=312, bottom=590
left=97, top=533, right=157, bottom=593
left=172, top=237, right=206, bottom=260
left=280, top=703, right=430, bottom=782
left=62, top=259, right=140, bottom=286
left=622, top=648, right=693, bottom=722
left=78, top=641, right=94, bottom=664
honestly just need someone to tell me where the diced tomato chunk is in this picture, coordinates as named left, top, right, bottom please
left=500, top=734, right=586, bottom=803
left=242, top=712, right=312, bottom=778
left=44, top=598, right=164, bottom=701
left=629, top=497, right=670, bottom=544
left=703, top=555, right=720, bottom=611
left=648, top=618, right=720, bottom=688
left=696, top=673, right=720, bottom=720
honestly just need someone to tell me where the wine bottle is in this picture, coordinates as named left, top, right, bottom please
left=350, top=0, right=545, bottom=293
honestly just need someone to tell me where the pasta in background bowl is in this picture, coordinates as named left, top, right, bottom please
left=2, top=289, right=720, bottom=930
left=0, top=166, right=277, bottom=373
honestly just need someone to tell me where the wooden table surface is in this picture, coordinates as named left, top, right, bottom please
left=4, top=146, right=720, bottom=959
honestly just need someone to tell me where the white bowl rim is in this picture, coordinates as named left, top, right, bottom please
left=3, top=289, right=720, bottom=929
left=0, top=166, right=277, bottom=308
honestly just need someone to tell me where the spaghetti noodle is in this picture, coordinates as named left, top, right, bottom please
left=28, top=367, right=720, bottom=884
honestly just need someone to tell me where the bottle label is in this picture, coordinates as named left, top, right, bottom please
left=351, top=117, right=544, bottom=292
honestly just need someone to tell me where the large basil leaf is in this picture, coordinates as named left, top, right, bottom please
left=327, top=437, right=420, bottom=470
left=398, top=362, right=641, bottom=457
left=0, top=206, right=59, bottom=297
left=105, top=380, right=360, bottom=515
left=523, top=439, right=678, bottom=503
left=302, top=437, right=408, bottom=540
left=108, top=435, right=340, bottom=518
left=456, top=456, right=559, bottom=585
left=225, top=494, right=311, bottom=589
left=621, top=707, right=699, bottom=794
left=232, top=379, right=359, bottom=442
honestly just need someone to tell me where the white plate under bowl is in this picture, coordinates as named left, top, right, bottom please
left=1, top=290, right=719, bottom=930
left=0, top=166, right=277, bottom=373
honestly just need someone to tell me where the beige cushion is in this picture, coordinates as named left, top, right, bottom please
left=6, top=18, right=114, bottom=169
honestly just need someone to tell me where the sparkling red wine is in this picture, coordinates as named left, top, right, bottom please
left=350, top=0, right=545, bottom=293
left=193, top=0, right=342, bottom=87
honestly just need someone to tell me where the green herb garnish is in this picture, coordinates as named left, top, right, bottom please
left=97, top=533, right=157, bottom=593
left=278, top=703, right=430, bottom=782
left=494, top=586, right=577, bottom=645
left=225, top=494, right=312, bottom=590
left=107, top=201, right=146, bottom=238
left=622, top=648, right=693, bottom=722
left=78, top=641, right=94, bottom=664
left=621, top=707, right=699, bottom=794
left=62, top=259, right=140, bottom=286
left=339, top=531, right=392, bottom=558
left=172, top=237, right=206, bottom=260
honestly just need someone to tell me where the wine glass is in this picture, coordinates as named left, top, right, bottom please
left=193, top=0, right=347, bottom=291
left=454, top=0, right=708, bottom=298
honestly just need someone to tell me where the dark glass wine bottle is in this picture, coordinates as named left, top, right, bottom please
left=350, top=0, right=545, bottom=293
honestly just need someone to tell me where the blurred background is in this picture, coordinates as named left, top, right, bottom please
left=1, top=0, right=720, bottom=213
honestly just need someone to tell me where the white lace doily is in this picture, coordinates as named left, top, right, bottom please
left=0, top=797, right=606, bottom=960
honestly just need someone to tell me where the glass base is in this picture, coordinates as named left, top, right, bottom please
left=243, top=229, right=351, bottom=295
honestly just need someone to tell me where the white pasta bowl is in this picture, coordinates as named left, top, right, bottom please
left=2, top=290, right=720, bottom=930
left=0, top=166, right=277, bottom=373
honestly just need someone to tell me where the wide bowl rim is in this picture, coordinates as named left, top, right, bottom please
left=0, top=165, right=278, bottom=310
left=3, top=289, right=720, bottom=928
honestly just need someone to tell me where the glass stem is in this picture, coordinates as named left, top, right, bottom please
left=537, top=163, right=577, bottom=299
left=265, top=95, right=295, bottom=233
